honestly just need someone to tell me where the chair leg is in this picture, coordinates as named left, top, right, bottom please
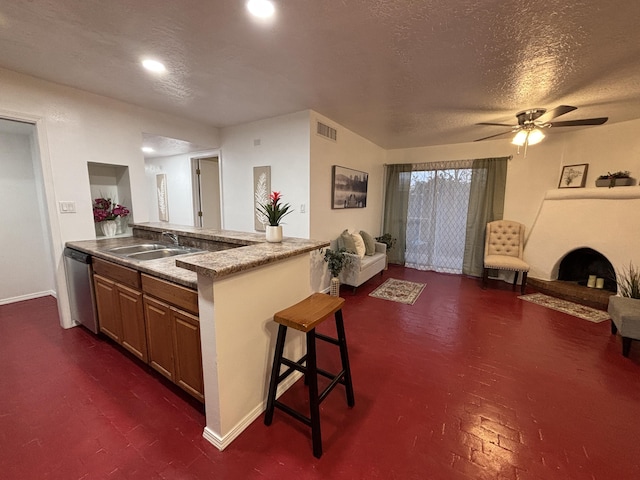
left=512, top=271, right=519, bottom=291
left=622, top=337, right=632, bottom=357
left=306, top=329, right=322, bottom=458
left=482, top=268, right=489, bottom=289
left=335, top=309, right=355, bottom=407
left=265, top=324, right=288, bottom=426
left=520, top=272, right=527, bottom=295
left=611, top=320, right=618, bottom=335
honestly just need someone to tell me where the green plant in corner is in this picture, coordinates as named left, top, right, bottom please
left=375, top=233, right=396, bottom=252
left=616, top=262, right=640, bottom=299
left=323, top=247, right=351, bottom=278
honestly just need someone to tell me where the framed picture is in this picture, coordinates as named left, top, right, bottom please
left=253, top=166, right=271, bottom=231
left=332, top=165, right=368, bottom=209
left=156, top=174, right=169, bottom=221
left=558, top=163, right=588, bottom=188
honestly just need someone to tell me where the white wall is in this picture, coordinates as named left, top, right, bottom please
left=386, top=118, right=640, bottom=279
left=144, top=151, right=216, bottom=227
left=0, top=127, right=55, bottom=303
left=220, top=111, right=310, bottom=238
left=0, top=67, right=219, bottom=327
left=309, top=111, right=387, bottom=291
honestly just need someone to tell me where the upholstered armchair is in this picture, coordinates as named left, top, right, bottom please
left=482, top=220, right=530, bottom=294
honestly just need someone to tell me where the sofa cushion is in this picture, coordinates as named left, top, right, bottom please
left=338, top=229, right=356, bottom=253
left=352, top=233, right=366, bottom=258
left=360, top=230, right=376, bottom=256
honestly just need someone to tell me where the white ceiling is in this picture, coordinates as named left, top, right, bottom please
left=1, top=0, right=639, bottom=150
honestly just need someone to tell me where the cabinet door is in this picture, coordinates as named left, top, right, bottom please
left=172, top=308, right=204, bottom=402
left=117, top=284, right=147, bottom=362
left=93, top=274, right=122, bottom=342
left=143, top=295, right=175, bottom=381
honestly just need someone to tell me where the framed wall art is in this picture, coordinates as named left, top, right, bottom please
left=253, top=166, right=271, bottom=231
left=558, top=163, right=588, bottom=188
left=332, top=165, right=368, bottom=209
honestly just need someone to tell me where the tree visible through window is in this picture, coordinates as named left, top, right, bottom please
left=405, top=168, right=472, bottom=274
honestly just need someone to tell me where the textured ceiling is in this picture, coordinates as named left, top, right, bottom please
left=0, top=0, right=639, bottom=149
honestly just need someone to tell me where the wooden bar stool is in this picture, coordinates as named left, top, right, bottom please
left=264, top=293, right=355, bottom=458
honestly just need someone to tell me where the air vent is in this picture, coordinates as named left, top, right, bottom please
left=316, top=121, right=337, bottom=142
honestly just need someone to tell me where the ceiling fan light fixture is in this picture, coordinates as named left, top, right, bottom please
left=527, top=128, right=545, bottom=145
left=511, top=130, right=528, bottom=146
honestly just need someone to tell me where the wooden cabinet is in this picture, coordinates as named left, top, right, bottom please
left=91, top=258, right=202, bottom=401
left=92, top=258, right=147, bottom=362
left=142, top=274, right=204, bottom=402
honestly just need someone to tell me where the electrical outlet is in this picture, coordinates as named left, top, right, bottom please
left=59, top=201, right=76, bottom=213
left=300, top=204, right=306, bottom=213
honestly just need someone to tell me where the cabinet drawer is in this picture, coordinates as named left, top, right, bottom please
left=93, top=257, right=141, bottom=289
left=141, top=274, right=198, bottom=315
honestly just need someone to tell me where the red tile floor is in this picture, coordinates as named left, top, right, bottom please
left=1, top=266, right=640, bottom=479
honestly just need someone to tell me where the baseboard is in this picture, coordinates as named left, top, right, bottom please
left=202, top=371, right=303, bottom=451
left=0, top=290, right=56, bottom=306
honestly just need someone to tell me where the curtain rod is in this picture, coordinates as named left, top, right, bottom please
left=383, top=155, right=512, bottom=166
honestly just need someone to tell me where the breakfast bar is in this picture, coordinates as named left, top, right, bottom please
left=66, top=222, right=328, bottom=450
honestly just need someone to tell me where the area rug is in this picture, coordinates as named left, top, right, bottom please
left=369, top=278, right=426, bottom=305
left=518, top=293, right=610, bottom=323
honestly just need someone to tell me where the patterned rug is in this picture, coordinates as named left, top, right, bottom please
left=518, top=293, right=610, bottom=323
left=369, top=278, right=426, bottom=305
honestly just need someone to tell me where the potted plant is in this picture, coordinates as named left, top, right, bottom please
left=93, top=197, right=130, bottom=237
left=375, top=233, right=396, bottom=269
left=323, top=247, right=351, bottom=296
left=616, top=262, right=640, bottom=299
left=595, top=170, right=634, bottom=188
left=256, top=191, right=292, bottom=243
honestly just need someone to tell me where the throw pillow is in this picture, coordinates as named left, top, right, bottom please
left=359, top=230, right=376, bottom=256
left=352, top=232, right=366, bottom=258
left=339, top=229, right=357, bottom=254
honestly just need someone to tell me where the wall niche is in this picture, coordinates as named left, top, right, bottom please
left=87, top=162, right=133, bottom=237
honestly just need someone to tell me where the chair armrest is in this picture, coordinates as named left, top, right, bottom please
left=374, top=242, right=387, bottom=254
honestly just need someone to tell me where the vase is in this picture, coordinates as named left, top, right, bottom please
left=330, top=276, right=340, bottom=297
left=100, top=220, right=118, bottom=237
left=265, top=225, right=283, bottom=243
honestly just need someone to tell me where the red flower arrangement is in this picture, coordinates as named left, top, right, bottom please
left=256, top=191, right=292, bottom=226
left=93, top=197, right=130, bottom=223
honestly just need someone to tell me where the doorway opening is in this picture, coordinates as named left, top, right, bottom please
left=192, top=156, right=222, bottom=229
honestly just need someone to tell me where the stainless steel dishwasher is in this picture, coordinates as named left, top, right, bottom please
left=63, top=247, right=99, bottom=334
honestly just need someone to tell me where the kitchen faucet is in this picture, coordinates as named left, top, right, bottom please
left=161, top=231, right=179, bottom=246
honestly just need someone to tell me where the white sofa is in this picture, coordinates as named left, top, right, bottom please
left=330, top=240, right=387, bottom=292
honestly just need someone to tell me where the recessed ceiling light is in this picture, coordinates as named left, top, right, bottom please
left=141, top=146, right=155, bottom=153
left=247, top=0, right=275, bottom=18
left=141, top=59, right=166, bottom=73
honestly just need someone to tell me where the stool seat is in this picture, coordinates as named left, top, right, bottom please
left=265, top=293, right=354, bottom=458
left=274, top=293, right=345, bottom=332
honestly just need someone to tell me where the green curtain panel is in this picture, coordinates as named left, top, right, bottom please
left=382, top=164, right=412, bottom=265
left=462, top=157, right=508, bottom=277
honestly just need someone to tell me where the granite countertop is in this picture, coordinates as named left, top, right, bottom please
left=66, top=223, right=329, bottom=290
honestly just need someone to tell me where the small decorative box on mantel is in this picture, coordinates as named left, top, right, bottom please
left=595, top=171, right=635, bottom=188
left=595, top=177, right=635, bottom=187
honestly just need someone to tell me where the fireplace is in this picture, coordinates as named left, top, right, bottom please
left=523, top=187, right=640, bottom=309
left=558, top=248, right=617, bottom=292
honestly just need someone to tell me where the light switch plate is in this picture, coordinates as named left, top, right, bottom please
left=59, top=201, right=76, bottom=213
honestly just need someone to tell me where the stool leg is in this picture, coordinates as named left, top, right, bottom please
left=335, top=309, right=355, bottom=407
left=265, top=324, right=287, bottom=426
left=306, top=329, right=322, bottom=458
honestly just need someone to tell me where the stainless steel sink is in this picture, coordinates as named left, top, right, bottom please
left=105, top=243, right=204, bottom=261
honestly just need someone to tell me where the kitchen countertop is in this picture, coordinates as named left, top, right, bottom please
left=66, top=223, right=329, bottom=289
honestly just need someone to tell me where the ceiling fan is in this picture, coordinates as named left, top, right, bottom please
left=474, top=105, right=608, bottom=148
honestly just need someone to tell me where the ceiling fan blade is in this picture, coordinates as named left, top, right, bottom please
left=549, top=117, right=608, bottom=127
left=474, top=130, right=515, bottom=142
left=476, top=122, right=514, bottom=127
left=537, top=105, right=577, bottom=122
